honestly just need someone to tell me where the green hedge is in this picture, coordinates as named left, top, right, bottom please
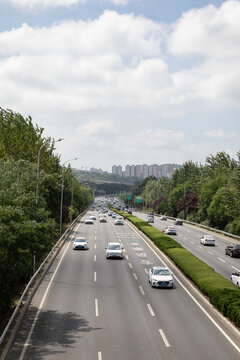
left=117, top=210, right=240, bottom=328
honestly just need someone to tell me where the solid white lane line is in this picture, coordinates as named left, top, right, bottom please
left=139, top=286, right=145, bottom=295
left=207, top=251, right=214, bottom=255
left=128, top=263, right=133, bottom=269
left=94, top=272, right=97, bottom=282
left=232, top=266, right=240, bottom=272
left=159, top=329, right=171, bottom=347
left=147, top=303, right=155, bottom=316
left=98, top=351, right=102, bottom=360
left=218, top=257, right=226, bottom=263
left=19, top=239, right=72, bottom=360
left=95, top=298, right=99, bottom=317
left=133, top=273, right=138, bottom=280
left=94, top=255, right=96, bottom=262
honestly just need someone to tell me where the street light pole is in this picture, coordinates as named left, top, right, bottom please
left=70, top=178, right=74, bottom=223
left=60, top=157, right=78, bottom=237
left=36, top=138, right=64, bottom=205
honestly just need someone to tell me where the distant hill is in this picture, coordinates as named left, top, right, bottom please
left=73, top=169, right=140, bottom=185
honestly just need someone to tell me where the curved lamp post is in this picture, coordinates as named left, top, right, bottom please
left=36, top=138, right=64, bottom=204
left=60, top=157, right=78, bottom=237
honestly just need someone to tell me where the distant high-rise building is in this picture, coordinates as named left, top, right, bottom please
left=112, top=165, right=122, bottom=176
left=143, top=164, right=149, bottom=178
left=125, top=165, right=131, bottom=177
left=116, top=165, right=122, bottom=176
left=112, top=165, right=117, bottom=175
left=130, top=165, right=135, bottom=177
left=135, top=164, right=142, bottom=178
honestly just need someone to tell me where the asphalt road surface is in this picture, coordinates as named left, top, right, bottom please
left=4, top=211, right=240, bottom=360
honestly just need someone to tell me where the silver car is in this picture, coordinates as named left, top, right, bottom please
left=105, top=242, right=124, bottom=259
left=148, top=266, right=174, bottom=288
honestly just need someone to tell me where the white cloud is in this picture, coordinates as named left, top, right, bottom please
left=204, top=130, right=236, bottom=138
left=105, top=0, right=129, bottom=5
left=168, top=0, right=240, bottom=58
left=0, top=0, right=84, bottom=10
left=0, top=5, right=240, bottom=169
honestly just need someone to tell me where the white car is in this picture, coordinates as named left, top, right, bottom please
left=85, top=218, right=94, bottom=224
left=90, top=215, right=96, bottom=220
left=115, top=218, right=124, bottom=225
left=148, top=266, right=174, bottom=288
left=106, top=242, right=124, bottom=259
left=164, top=226, right=177, bottom=235
left=73, top=237, right=88, bottom=250
left=231, top=273, right=240, bottom=288
left=200, top=235, right=215, bottom=246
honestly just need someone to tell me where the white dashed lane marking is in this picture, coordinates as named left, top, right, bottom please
left=159, top=329, right=171, bottom=348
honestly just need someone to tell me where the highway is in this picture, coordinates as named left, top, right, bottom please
left=133, top=211, right=240, bottom=282
left=4, top=211, right=240, bottom=360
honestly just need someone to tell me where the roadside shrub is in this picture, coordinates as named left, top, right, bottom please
left=209, top=289, right=240, bottom=326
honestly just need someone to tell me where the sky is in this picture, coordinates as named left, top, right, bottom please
left=0, top=0, right=240, bottom=172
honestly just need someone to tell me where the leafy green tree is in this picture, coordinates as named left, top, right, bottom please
left=202, top=151, right=236, bottom=180
left=207, top=187, right=231, bottom=229
left=172, top=161, right=201, bottom=192
left=0, top=160, right=57, bottom=318
left=198, top=175, right=228, bottom=222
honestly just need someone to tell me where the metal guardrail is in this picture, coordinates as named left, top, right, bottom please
left=140, top=210, right=240, bottom=242
left=0, top=209, right=87, bottom=348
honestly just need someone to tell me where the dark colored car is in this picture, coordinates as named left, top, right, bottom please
left=127, top=210, right=132, bottom=214
left=225, top=245, right=240, bottom=258
left=174, top=219, right=183, bottom=225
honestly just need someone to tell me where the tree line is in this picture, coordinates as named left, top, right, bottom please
left=0, top=108, right=92, bottom=325
left=136, top=151, right=240, bottom=235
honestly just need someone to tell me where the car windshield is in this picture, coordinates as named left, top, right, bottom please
left=108, top=244, right=121, bottom=250
left=153, top=269, right=170, bottom=275
left=76, top=238, right=85, bottom=242
left=235, top=245, right=240, bottom=249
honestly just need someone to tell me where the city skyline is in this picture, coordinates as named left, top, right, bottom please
left=112, top=163, right=179, bottom=179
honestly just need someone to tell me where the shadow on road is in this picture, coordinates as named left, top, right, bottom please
left=5, top=307, right=101, bottom=359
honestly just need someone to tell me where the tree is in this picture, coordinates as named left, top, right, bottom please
left=198, top=175, right=228, bottom=222
left=177, top=193, right=199, bottom=218
left=207, top=187, right=231, bottom=229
